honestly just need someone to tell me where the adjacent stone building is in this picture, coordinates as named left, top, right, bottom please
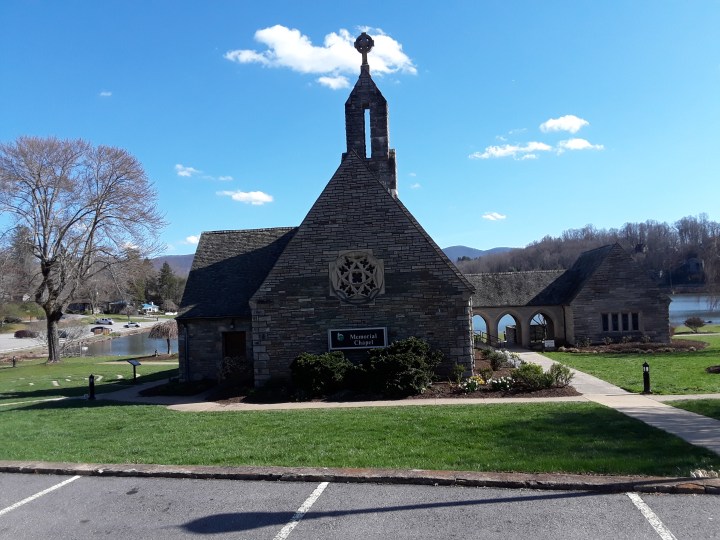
left=178, top=33, right=476, bottom=385
left=467, top=244, right=671, bottom=348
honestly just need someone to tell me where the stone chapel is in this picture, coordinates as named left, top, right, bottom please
left=177, top=33, right=476, bottom=385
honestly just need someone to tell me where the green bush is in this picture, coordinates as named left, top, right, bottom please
left=511, top=363, right=552, bottom=391
left=366, top=337, right=443, bottom=398
left=684, top=316, right=706, bottom=333
left=548, top=363, right=574, bottom=387
left=290, top=351, right=353, bottom=397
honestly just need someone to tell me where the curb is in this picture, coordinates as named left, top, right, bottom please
left=1, top=461, right=718, bottom=495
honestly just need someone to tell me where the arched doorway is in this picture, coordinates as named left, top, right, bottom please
left=530, top=312, right=555, bottom=348
left=472, top=314, right=490, bottom=346
left=498, top=313, right=521, bottom=346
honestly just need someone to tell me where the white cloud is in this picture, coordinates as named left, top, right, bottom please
left=217, top=190, right=274, bottom=205
left=185, top=235, right=200, bottom=245
left=469, top=141, right=552, bottom=160
left=410, top=182, right=421, bottom=189
left=482, top=212, right=507, bottom=221
left=224, top=25, right=416, bottom=89
left=408, top=172, right=417, bottom=177
left=99, top=91, right=112, bottom=97
left=318, top=75, right=350, bottom=89
left=175, top=164, right=201, bottom=177
left=217, top=175, right=234, bottom=181
left=540, top=115, right=589, bottom=134
left=557, top=138, right=604, bottom=152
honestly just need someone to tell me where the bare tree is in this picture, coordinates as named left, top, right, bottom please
left=148, top=319, right=178, bottom=354
left=0, top=136, right=166, bottom=362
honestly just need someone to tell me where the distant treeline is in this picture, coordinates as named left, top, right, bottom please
left=456, top=213, right=720, bottom=291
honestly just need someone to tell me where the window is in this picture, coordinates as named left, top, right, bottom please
left=601, top=312, right=640, bottom=333
left=330, top=250, right=384, bottom=304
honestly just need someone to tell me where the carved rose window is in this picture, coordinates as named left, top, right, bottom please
left=330, top=251, right=384, bottom=304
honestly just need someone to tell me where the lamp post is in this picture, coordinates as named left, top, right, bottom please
left=642, top=362, right=651, bottom=394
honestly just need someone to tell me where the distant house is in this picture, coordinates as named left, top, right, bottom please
left=140, top=302, right=160, bottom=314
left=467, top=244, right=671, bottom=348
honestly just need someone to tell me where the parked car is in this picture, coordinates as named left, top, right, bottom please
left=95, top=318, right=114, bottom=325
left=124, top=322, right=140, bottom=328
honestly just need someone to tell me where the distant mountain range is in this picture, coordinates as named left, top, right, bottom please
left=442, top=246, right=513, bottom=261
left=150, top=254, right=195, bottom=276
left=150, top=246, right=511, bottom=277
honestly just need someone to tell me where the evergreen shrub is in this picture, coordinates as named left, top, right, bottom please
left=290, top=351, right=354, bottom=397
left=366, top=337, right=443, bottom=398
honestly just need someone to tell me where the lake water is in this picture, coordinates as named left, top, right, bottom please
left=669, top=294, right=719, bottom=326
left=84, top=332, right=178, bottom=357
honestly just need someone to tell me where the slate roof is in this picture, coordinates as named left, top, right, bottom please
left=466, top=270, right=565, bottom=307
left=467, top=244, right=619, bottom=308
left=178, top=227, right=297, bottom=319
left=252, top=151, right=475, bottom=300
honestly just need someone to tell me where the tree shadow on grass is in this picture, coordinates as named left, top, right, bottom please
left=0, top=368, right=178, bottom=403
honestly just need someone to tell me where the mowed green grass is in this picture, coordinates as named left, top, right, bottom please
left=671, top=399, right=720, bottom=421
left=2, top=354, right=719, bottom=476
left=2, top=399, right=720, bottom=476
left=546, top=335, right=720, bottom=394
left=0, top=356, right=179, bottom=405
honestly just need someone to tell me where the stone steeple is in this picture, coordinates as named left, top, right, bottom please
left=343, top=32, right=398, bottom=197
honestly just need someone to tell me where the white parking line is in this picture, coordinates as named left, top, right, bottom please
left=626, top=492, right=677, bottom=540
left=273, top=481, right=329, bottom=540
left=0, top=476, right=81, bottom=517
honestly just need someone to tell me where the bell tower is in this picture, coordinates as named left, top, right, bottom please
left=344, top=32, right=398, bottom=197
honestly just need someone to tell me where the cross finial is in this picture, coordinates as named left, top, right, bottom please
left=354, top=32, right=374, bottom=67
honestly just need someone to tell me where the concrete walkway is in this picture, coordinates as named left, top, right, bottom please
left=519, top=351, right=720, bottom=456
left=94, top=350, right=720, bottom=458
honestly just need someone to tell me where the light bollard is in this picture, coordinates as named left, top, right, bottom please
left=642, top=362, right=651, bottom=394
left=88, top=374, right=96, bottom=400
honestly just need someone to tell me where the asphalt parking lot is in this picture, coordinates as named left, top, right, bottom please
left=1, top=473, right=717, bottom=539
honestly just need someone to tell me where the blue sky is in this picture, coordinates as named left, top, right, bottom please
left=2, top=1, right=719, bottom=255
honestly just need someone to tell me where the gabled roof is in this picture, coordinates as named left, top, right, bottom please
left=252, top=151, right=475, bottom=301
left=466, top=270, right=565, bottom=307
left=467, top=244, right=631, bottom=308
left=531, top=244, right=616, bottom=305
left=178, top=227, right=297, bottom=319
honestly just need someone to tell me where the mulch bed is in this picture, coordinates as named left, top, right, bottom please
left=207, top=352, right=581, bottom=404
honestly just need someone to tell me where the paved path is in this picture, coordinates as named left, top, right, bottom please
left=519, top=351, right=720, bottom=456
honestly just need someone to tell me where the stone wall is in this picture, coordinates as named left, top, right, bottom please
left=178, top=317, right=252, bottom=381
left=570, top=248, right=670, bottom=344
left=251, top=153, right=474, bottom=385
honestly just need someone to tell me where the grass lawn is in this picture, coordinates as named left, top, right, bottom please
left=2, top=355, right=719, bottom=476
left=545, top=335, right=720, bottom=394
left=673, top=323, right=720, bottom=334
left=670, top=399, right=720, bottom=421
left=2, top=399, right=720, bottom=476
left=0, top=356, right=179, bottom=405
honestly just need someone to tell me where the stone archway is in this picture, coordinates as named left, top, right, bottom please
left=472, top=314, right=490, bottom=346
left=498, top=312, right=522, bottom=346
left=529, top=311, right=555, bottom=347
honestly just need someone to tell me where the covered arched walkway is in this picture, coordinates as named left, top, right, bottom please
left=472, top=305, right=567, bottom=349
